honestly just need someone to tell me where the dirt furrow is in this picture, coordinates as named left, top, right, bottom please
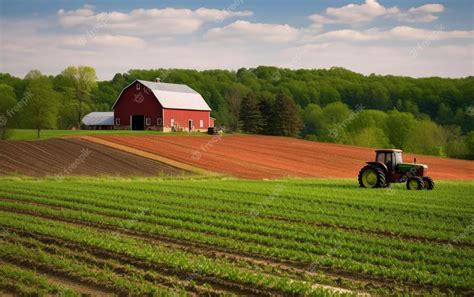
left=0, top=206, right=440, bottom=295
left=1, top=226, right=278, bottom=296
left=0, top=258, right=119, bottom=296
left=0, top=138, right=186, bottom=177
left=1, top=235, right=227, bottom=296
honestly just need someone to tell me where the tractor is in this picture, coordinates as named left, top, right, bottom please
left=358, top=149, right=435, bottom=190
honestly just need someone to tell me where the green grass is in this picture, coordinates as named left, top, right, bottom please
left=0, top=177, right=472, bottom=296
left=5, top=129, right=212, bottom=140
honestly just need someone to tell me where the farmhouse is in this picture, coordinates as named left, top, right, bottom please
left=82, top=79, right=214, bottom=132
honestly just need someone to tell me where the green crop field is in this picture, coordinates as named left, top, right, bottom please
left=0, top=177, right=472, bottom=296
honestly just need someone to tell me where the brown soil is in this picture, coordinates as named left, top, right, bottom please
left=0, top=138, right=186, bottom=177
left=93, top=135, right=474, bottom=180
left=81, top=135, right=215, bottom=176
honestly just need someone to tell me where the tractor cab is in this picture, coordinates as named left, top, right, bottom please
left=375, top=149, right=402, bottom=172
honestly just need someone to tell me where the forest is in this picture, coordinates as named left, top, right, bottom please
left=0, top=66, right=473, bottom=159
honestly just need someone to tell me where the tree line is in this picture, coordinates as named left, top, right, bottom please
left=0, top=66, right=472, bottom=159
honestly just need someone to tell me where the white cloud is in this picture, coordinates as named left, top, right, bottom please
left=389, top=26, right=474, bottom=40
left=57, top=4, right=96, bottom=19
left=307, top=28, right=384, bottom=42
left=394, top=4, right=444, bottom=23
left=1, top=4, right=472, bottom=80
left=205, top=17, right=473, bottom=46
left=2, top=25, right=473, bottom=79
left=309, top=0, right=396, bottom=25
left=306, top=26, right=474, bottom=42
left=205, top=21, right=302, bottom=43
left=408, top=4, right=444, bottom=15
left=64, top=34, right=146, bottom=48
left=57, top=5, right=253, bottom=35
left=309, top=0, right=444, bottom=25
left=279, top=43, right=474, bottom=78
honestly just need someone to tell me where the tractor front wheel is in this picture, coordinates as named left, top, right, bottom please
left=406, top=176, right=424, bottom=190
left=422, top=177, right=435, bottom=190
left=358, top=165, right=387, bottom=188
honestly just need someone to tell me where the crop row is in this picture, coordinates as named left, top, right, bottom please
left=1, top=181, right=472, bottom=244
left=2, top=231, right=323, bottom=296
left=0, top=261, right=80, bottom=296
left=62, top=178, right=473, bottom=212
left=0, top=178, right=472, bottom=294
left=1, top=191, right=472, bottom=266
left=2, top=182, right=473, bottom=254
left=0, top=231, right=222, bottom=296
left=0, top=193, right=472, bottom=291
left=0, top=210, right=343, bottom=296
left=0, top=240, right=189, bottom=296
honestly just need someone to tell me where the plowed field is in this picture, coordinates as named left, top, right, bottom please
left=0, top=138, right=185, bottom=177
left=94, top=135, right=474, bottom=180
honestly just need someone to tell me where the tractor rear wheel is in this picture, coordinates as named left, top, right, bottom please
left=406, top=176, right=424, bottom=190
left=422, top=177, right=435, bottom=190
left=358, top=165, right=387, bottom=188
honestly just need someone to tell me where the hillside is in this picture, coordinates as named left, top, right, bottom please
left=2, top=67, right=473, bottom=160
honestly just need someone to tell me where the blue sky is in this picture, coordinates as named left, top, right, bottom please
left=1, top=0, right=473, bottom=79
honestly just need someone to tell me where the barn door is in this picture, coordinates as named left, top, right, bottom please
left=131, top=115, right=145, bottom=130
left=188, top=120, right=193, bottom=131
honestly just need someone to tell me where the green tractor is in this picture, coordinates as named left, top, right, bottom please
left=358, top=149, right=435, bottom=190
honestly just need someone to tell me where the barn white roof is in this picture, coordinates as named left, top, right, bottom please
left=137, top=80, right=211, bottom=111
left=81, top=112, right=114, bottom=126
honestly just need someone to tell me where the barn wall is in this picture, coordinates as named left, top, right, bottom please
left=113, top=82, right=163, bottom=129
left=163, top=109, right=211, bottom=132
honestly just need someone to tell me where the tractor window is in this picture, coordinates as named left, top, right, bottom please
left=395, top=152, right=403, bottom=164
left=376, top=153, right=385, bottom=163
left=385, top=153, right=394, bottom=169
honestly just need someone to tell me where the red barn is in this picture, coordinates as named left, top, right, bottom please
left=111, top=79, right=214, bottom=132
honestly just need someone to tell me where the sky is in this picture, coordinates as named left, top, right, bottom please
left=0, top=0, right=473, bottom=80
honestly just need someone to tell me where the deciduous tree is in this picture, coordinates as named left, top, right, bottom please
left=24, top=71, right=59, bottom=138
left=0, top=84, right=17, bottom=139
left=61, top=66, right=98, bottom=129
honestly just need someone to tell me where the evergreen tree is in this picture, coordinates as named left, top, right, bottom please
left=239, top=93, right=263, bottom=134
left=258, top=96, right=275, bottom=135
left=272, top=93, right=303, bottom=137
